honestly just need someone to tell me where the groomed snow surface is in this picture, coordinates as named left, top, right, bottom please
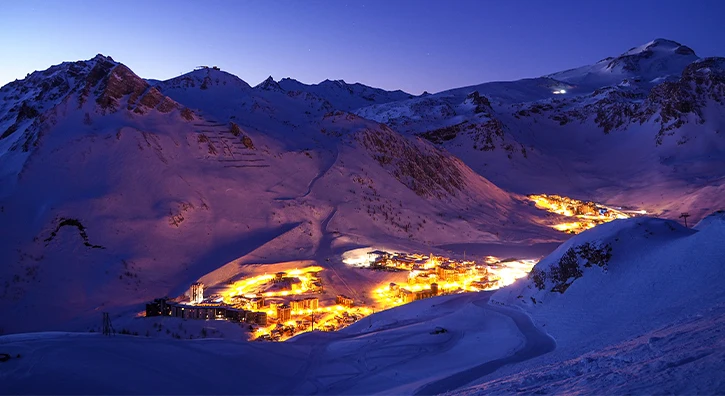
left=2, top=213, right=724, bottom=395
left=0, top=293, right=527, bottom=395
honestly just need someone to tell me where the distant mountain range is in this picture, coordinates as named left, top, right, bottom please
left=356, top=39, right=725, bottom=221
left=0, top=38, right=723, bottom=334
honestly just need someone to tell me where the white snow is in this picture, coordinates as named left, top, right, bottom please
left=0, top=40, right=724, bottom=395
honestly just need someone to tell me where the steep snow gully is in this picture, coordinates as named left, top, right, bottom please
left=415, top=296, right=556, bottom=395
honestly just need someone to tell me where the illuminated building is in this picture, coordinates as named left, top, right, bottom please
left=250, top=297, right=265, bottom=310
left=304, top=297, right=319, bottom=310
left=290, top=299, right=304, bottom=311
left=401, top=289, right=414, bottom=303
left=336, top=295, right=354, bottom=307
left=189, top=282, right=204, bottom=304
left=224, top=308, right=245, bottom=322
left=245, top=311, right=257, bottom=323
left=431, top=283, right=439, bottom=295
left=277, top=304, right=292, bottom=322
left=145, top=298, right=171, bottom=317
left=415, top=289, right=436, bottom=300
left=436, top=265, right=456, bottom=281
left=289, top=298, right=317, bottom=311
left=274, top=272, right=287, bottom=282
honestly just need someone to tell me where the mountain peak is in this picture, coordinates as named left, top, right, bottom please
left=623, top=38, right=696, bottom=57
left=91, top=53, right=115, bottom=63
left=546, top=39, right=699, bottom=91
left=155, top=67, right=251, bottom=91
left=254, top=76, right=284, bottom=92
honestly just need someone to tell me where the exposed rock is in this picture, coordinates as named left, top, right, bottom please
left=95, top=64, right=149, bottom=113
left=465, top=91, right=492, bottom=114
left=358, top=126, right=465, bottom=198
left=230, top=122, right=254, bottom=149
left=639, top=57, right=725, bottom=144
left=138, top=87, right=164, bottom=109
left=16, top=102, right=39, bottom=121
left=180, top=108, right=195, bottom=121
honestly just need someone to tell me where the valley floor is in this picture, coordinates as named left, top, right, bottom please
left=2, top=292, right=725, bottom=395
left=1, top=292, right=525, bottom=395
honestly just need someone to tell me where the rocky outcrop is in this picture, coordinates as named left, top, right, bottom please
left=529, top=242, right=612, bottom=293
left=418, top=118, right=524, bottom=158
left=638, top=57, right=725, bottom=144
left=511, top=57, right=725, bottom=143
left=465, top=91, right=492, bottom=114
left=95, top=64, right=149, bottom=112
left=358, top=126, right=465, bottom=198
left=229, top=122, right=254, bottom=149
left=255, top=76, right=285, bottom=93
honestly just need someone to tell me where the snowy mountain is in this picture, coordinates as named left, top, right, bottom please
left=1, top=40, right=724, bottom=395
left=548, top=38, right=699, bottom=92
left=0, top=57, right=562, bottom=334
left=277, top=77, right=416, bottom=111
left=356, top=39, right=725, bottom=223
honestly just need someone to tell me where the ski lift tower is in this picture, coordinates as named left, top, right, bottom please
left=102, top=312, right=115, bottom=336
left=679, top=212, right=691, bottom=228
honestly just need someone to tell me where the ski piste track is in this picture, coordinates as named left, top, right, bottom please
left=285, top=293, right=556, bottom=395
left=414, top=296, right=556, bottom=395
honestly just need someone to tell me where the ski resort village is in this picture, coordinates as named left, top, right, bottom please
left=138, top=192, right=643, bottom=342
left=1, top=5, right=725, bottom=392
left=144, top=251, right=538, bottom=342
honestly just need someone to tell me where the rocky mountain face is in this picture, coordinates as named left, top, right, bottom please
left=255, top=76, right=285, bottom=93
left=0, top=55, right=187, bottom=151
left=641, top=57, right=725, bottom=144
left=356, top=40, right=725, bottom=222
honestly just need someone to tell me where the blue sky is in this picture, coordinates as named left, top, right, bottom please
left=1, top=0, right=723, bottom=94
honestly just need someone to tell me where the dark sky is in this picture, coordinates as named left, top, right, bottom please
left=1, top=0, right=723, bottom=94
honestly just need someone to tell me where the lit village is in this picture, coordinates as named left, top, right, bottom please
left=145, top=253, right=537, bottom=342
left=528, top=194, right=644, bottom=233
left=144, top=194, right=643, bottom=342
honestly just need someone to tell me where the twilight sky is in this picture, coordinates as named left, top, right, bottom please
left=1, top=0, right=723, bottom=94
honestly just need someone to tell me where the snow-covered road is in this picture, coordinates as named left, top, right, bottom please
left=415, top=297, right=556, bottom=395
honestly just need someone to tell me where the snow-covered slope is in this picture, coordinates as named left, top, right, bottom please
left=356, top=39, right=725, bottom=223
left=0, top=58, right=562, bottom=335
left=443, top=211, right=725, bottom=394
left=277, top=77, right=416, bottom=111
left=1, top=212, right=724, bottom=395
left=494, top=213, right=725, bottom=349
left=549, top=38, right=699, bottom=93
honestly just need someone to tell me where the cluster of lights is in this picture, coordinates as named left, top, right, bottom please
left=529, top=194, right=632, bottom=234
left=219, top=254, right=539, bottom=341
left=252, top=304, right=374, bottom=341
left=220, top=266, right=377, bottom=341
left=371, top=256, right=537, bottom=310
left=224, top=266, right=324, bottom=299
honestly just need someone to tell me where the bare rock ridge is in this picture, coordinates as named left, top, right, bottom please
left=0, top=54, right=189, bottom=152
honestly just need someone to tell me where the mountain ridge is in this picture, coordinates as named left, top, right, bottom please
left=0, top=54, right=563, bottom=334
